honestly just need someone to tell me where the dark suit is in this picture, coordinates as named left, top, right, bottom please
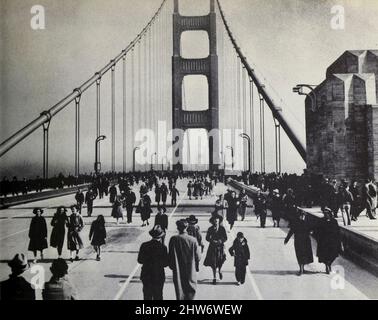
left=137, top=240, right=168, bottom=300
left=0, top=276, right=35, bottom=300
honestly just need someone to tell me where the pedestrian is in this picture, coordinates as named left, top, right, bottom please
left=111, top=197, right=124, bottom=225
left=67, top=205, right=84, bottom=262
left=187, top=181, right=194, bottom=200
left=170, top=184, right=180, bottom=206
left=137, top=192, right=153, bottom=227
left=229, top=232, right=250, bottom=285
left=271, top=189, right=282, bottom=227
left=0, top=254, right=35, bottom=300
left=138, top=225, right=169, bottom=300
left=85, top=188, right=97, bottom=217
left=204, top=214, right=227, bottom=285
left=155, top=206, right=168, bottom=243
left=350, top=181, right=361, bottom=221
left=314, top=208, right=342, bottom=274
left=282, top=188, right=297, bottom=225
left=214, top=195, right=223, bottom=216
left=75, top=188, right=85, bottom=214
left=362, top=179, right=377, bottom=220
left=50, top=206, right=68, bottom=258
left=168, top=219, right=201, bottom=300
left=155, top=183, right=161, bottom=206
left=124, top=188, right=136, bottom=223
left=254, top=191, right=267, bottom=228
left=238, top=189, right=248, bottom=221
left=226, top=191, right=239, bottom=229
left=161, top=182, right=168, bottom=206
left=89, top=215, right=107, bottom=261
left=186, top=215, right=204, bottom=253
left=109, top=184, right=118, bottom=204
left=284, top=212, right=313, bottom=276
left=42, top=259, right=78, bottom=300
left=338, top=183, right=353, bottom=226
left=28, top=207, right=48, bottom=263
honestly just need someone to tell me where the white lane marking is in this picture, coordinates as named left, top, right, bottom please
left=226, top=224, right=264, bottom=300
left=0, top=228, right=29, bottom=241
left=113, top=190, right=185, bottom=300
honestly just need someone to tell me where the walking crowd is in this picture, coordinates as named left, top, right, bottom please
left=0, top=169, right=376, bottom=300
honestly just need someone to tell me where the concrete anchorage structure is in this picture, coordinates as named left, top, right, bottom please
left=172, top=0, right=219, bottom=171
left=306, top=50, right=378, bottom=181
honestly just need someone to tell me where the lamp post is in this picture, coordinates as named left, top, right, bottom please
left=220, top=151, right=226, bottom=170
left=293, top=84, right=318, bottom=112
left=133, top=146, right=140, bottom=172
left=151, top=152, right=157, bottom=171
left=94, top=135, right=106, bottom=174
left=239, top=133, right=251, bottom=173
left=161, top=156, right=168, bottom=171
left=226, top=146, right=234, bottom=170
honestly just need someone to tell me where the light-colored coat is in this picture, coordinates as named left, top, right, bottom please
left=168, top=232, right=201, bottom=300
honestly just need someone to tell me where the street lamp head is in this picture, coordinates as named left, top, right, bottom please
left=97, top=135, right=106, bottom=141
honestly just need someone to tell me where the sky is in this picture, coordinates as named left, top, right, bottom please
left=1, top=0, right=378, bottom=177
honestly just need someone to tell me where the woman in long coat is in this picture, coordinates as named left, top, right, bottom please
left=187, top=181, right=194, bottom=200
left=28, top=208, right=48, bottom=262
left=270, top=189, right=282, bottom=228
left=50, top=206, right=68, bottom=258
left=315, top=208, right=342, bottom=274
left=160, top=183, right=169, bottom=206
left=226, top=191, right=239, bottom=230
left=111, top=197, right=124, bottom=225
left=155, top=184, right=161, bottom=205
left=284, top=212, right=313, bottom=275
left=204, top=214, right=227, bottom=284
left=89, top=215, right=107, bottom=261
left=138, top=192, right=153, bottom=227
left=67, top=205, right=84, bottom=261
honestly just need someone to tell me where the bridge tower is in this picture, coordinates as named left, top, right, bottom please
left=172, top=0, right=219, bottom=171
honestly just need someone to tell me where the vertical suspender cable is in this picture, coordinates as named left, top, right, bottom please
left=111, top=62, right=116, bottom=172
left=96, top=75, right=102, bottom=162
left=249, top=79, right=254, bottom=173
left=122, top=54, right=127, bottom=172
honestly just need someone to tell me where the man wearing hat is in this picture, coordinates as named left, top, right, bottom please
left=42, top=259, right=78, bottom=300
left=271, top=189, right=282, bottom=228
left=187, top=215, right=204, bottom=253
left=0, top=253, right=35, bottom=300
left=169, top=219, right=201, bottom=300
left=137, top=225, right=169, bottom=300
left=155, top=206, right=168, bottom=243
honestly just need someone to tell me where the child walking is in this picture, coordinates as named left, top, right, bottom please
left=229, top=232, right=250, bottom=285
left=89, top=215, right=107, bottom=261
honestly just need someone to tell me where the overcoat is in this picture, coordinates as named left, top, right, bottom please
left=50, top=213, right=68, bottom=249
left=67, top=214, right=84, bottom=251
left=89, top=220, right=107, bottom=246
left=315, top=218, right=341, bottom=264
left=285, top=219, right=313, bottom=265
left=28, top=216, right=48, bottom=251
left=204, top=225, right=227, bottom=269
left=138, top=240, right=169, bottom=285
left=229, top=238, right=250, bottom=267
left=169, top=232, right=201, bottom=300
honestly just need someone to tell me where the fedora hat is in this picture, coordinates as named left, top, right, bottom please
left=209, top=213, right=223, bottom=224
left=157, top=206, right=167, bottom=213
left=187, top=215, right=198, bottom=224
left=149, top=225, right=165, bottom=239
left=8, top=253, right=29, bottom=273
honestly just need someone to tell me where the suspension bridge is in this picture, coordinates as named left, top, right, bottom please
left=0, top=0, right=377, bottom=300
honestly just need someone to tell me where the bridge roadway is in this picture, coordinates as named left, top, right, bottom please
left=0, top=179, right=377, bottom=300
